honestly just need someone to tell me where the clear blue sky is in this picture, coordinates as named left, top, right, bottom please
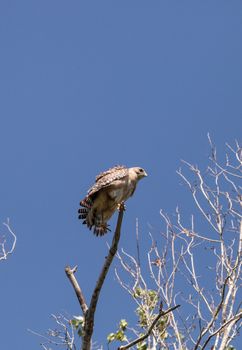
left=0, top=1, right=241, bottom=349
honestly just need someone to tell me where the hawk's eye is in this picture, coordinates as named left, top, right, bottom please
left=139, top=168, right=143, bottom=172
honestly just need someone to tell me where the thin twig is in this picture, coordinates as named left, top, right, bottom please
left=201, top=311, right=242, bottom=350
left=136, top=218, right=141, bottom=269
left=0, top=219, right=17, bottom=261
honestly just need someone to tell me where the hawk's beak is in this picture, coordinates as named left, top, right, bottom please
left=144, top=171, right=148, bottom=177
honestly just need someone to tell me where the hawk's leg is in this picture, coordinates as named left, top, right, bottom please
left=117, top=202, right=126, bottom=211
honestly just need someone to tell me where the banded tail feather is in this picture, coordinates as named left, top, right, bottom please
left=78, top=213, right=87, bottom=220
left=78, top=208, right=88, bottom=214
left=78, top=206, right=89, bottom=220
left=78, top=195, right=111, bottom=236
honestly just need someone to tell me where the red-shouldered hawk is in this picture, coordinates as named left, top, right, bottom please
left=78, top=165, right=147, bottom=236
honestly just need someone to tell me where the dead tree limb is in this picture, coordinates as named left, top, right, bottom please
left=82, top=205, right=124, bottom=350
left=65, top=265, right=88, bottom=315
left=65, top=205, right=124, bottom=350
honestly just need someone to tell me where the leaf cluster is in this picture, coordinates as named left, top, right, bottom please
left=107, top=287, right=169, bottom=348
left=70, top=316, right=84, bottom=337
left=107, top=319, right=128, bottom=343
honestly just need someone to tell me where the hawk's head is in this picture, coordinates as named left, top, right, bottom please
left=131, top=167, right=148, bottom=180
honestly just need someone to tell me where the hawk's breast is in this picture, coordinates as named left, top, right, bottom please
left=108, top=179, right=136, bottom=203
left=108, top=188, right=125, bottom=203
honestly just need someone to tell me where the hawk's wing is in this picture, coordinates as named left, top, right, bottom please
left=88, top=165, right=128, bottom=197
left=95, top=165, right=126, bottom=181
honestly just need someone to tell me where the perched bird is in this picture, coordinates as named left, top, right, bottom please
left=78, top=165, right=147, bottom=236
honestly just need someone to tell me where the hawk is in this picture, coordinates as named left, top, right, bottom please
left=78, top=165, right=147, bottom=236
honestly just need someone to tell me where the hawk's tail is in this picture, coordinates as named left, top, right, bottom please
left=78, top=197, right=92, bottom=221
left=78, top=197, right=110, bottom=236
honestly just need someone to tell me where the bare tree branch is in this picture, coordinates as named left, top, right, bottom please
left=0, top=218, right=16, bottom=261
left=65, top=205, right=125, bottom=350
left=65, top=265, right=88, bottom=315
left=113, top=139, right=241, bottom=350
left=28, top=313, right=77, bottom=350
left=201, top=311, right=242, bottom=350
left=82, top=205, right=124, bottom=350
left=118, top=305, right=180, bottom=350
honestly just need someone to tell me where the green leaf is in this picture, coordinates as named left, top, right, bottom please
left=133, top=287, right=143, bottom=298
left=71, top=316, right=84, bottom=328
left=77, top=328, right=84, bottom=337
left=107, top=333, right=116, bottom=343
left=136, top=341, right=147, bottom=350
left=70, top=319, right=79, bottom=328
left=119, top=319, right=128, bottom=331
